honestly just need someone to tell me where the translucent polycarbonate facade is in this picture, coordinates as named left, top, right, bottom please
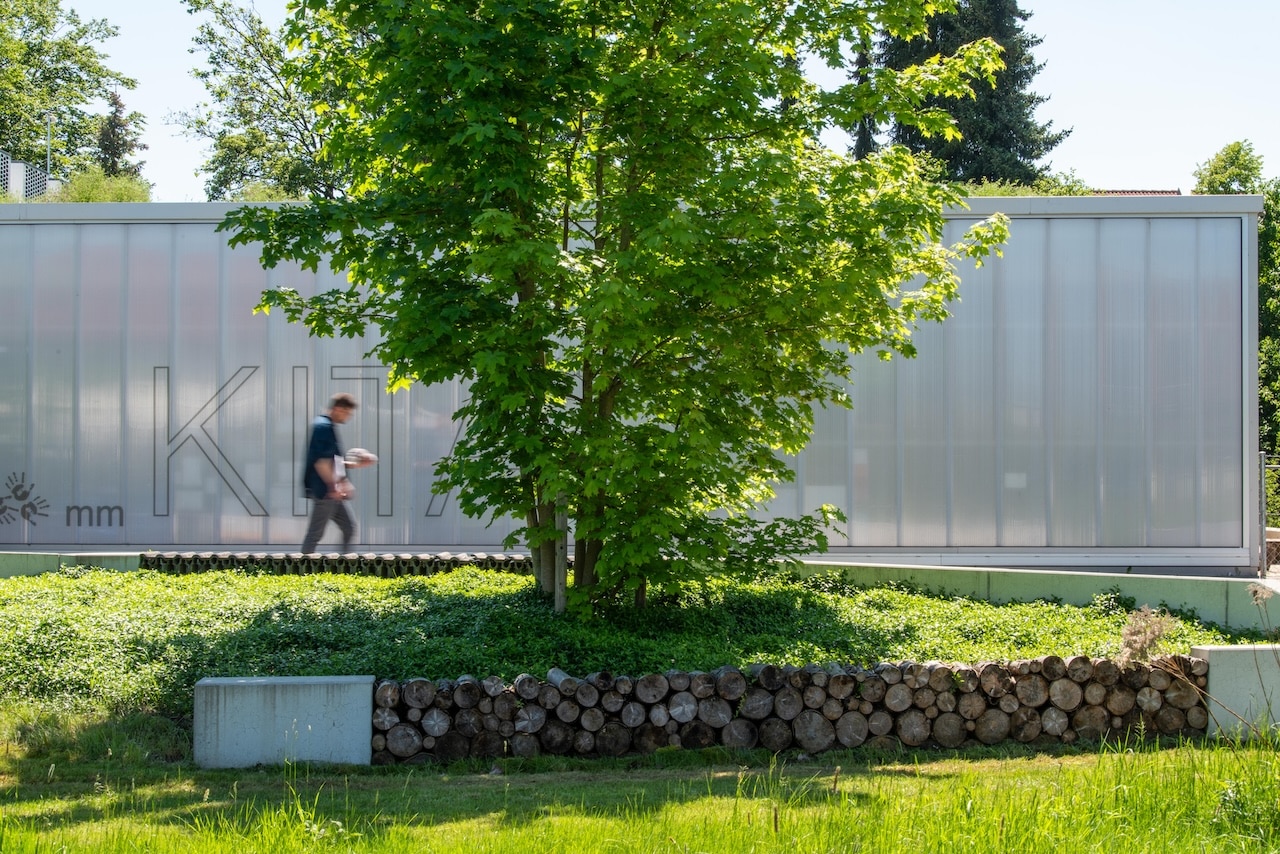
left=0, top=198, right=1261, bottom=572
left=772, top=197, right=1261, bottom=571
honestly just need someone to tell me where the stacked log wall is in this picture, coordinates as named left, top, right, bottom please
left=370, top=655, right=1210, bottom=764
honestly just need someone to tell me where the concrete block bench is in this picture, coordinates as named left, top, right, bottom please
left=1193, top=645, right=1280, bottom=738
left=194, top=675, right=374, bottom=768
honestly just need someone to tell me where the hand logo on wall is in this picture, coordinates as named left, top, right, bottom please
left=0, top=473, right=50, bottom=525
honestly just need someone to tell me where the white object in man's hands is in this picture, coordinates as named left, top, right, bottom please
left=345, top=448, right=378, bottom=467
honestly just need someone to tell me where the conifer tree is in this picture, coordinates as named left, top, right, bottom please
left=95, top=92, right=147, bottom=178
left=879, top=0, right=1067, bottom=182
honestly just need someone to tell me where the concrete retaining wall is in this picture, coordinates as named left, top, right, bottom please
left=804, top=562, right=1280, bottom=633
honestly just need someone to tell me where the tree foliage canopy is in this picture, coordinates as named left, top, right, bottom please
left=227, top=0, right=1009, bottom=605
left=0, top=0, right=135, bottom=177
left=48, top=164, right=150, bottom=202
left=1195, top=141, right=1280, bottom=455
left=878, top=0, right=1066, bottom=182
left=177, top=0, right=347, bottom=200
left=96, top=92, right=147, bottom=179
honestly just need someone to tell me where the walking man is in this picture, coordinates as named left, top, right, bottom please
left=301, top=392, right=369, bottom=553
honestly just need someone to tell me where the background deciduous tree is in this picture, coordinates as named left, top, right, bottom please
left=177, top=0, right=347, bottom=200
left=879, top=0, right=1066, bottom=182
left=0, top=0, right=135, bottom=178
left=1193, top=141, right=1280, bottom=457
left=227, top=0, right=1009, bottom=608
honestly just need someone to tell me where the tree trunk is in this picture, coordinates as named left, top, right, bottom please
left=492, top=691, right=517, bottom=720
left=1065, top=655, right=1094, bottom=683
left=633, top=723, right=666, bottom=753
left=956, top=691, right=988, bottom=721
left=513, top=673, right=541, bottom=701
left=579, top=707, right=606, bottom=732
left=884, top=683, right=914, bottom=713
left=1163, top=677, right=1201, bottom=710
left=586, top=671, right=615, bottom=691
left=1009, top=706, right=1042, bottom=742
left=688, top=671, right=716, bottom=699
left=802, top=685, right=828, bottom=710
left=666, top=670, right=692, bottom=692
left=1041, top=705, right=1070, bottom=736
left=748, top=663, right=786, bottom=691
left=374, top=679, right=400, bottom=709
left=538, top=719, right=574, bottom=754
left=1135, top=686, right=1164, bottom=713
left=453, top=676, right=482, bottom=709
left=634, top=673, right=670, bottom=704
left=433, top=731, right=470, bottom=763
left=372, top=706, right=400, bottom=732
left=574, top=682, right=600, bottom=709
left=514, top=704, right=546, bottom=734
left=1154, top=705, right=1187, bottom=735
left=1014, top=674, right=1049, bottom=708
left=454, top=708, right=482, bottom=737
left=931, top=712, right=966, bottom=748
left=867, top=709, right=894, bottom=736
left=1093, top=658, right=1121, bottom=686
left=953, top=666, right=980, bottom=694
left=827, top=672, right=857, bottom=701
left=713, top=666, right=748, bottom=701
left=554, top=699, right=580, bottom=724
left=510, top=732, right=540, bottom=757
left=974, top=709, right=1011, bottom=744
left=772, top=686, right=804, bottom=721
left=895, top=708, right=930, bottom=747
left=1039, top=655, right=1067, bottom=681
left=386, top=723, right=422, bottom=758
left=547, top=667, right=580, bottom=696
left=978, top=663, right=1014, bottom=698
left=697, top=697, right=733, bottom=729
left=794, top=709, right=837, bottom=753
left=836, top=711, right=870, bottom=747
left=1049, top=678, right=1083, bottom=712
left=668, top=691, right=698, bottom=724
left=926, top=664, right=954, bottom=694
left=721, top=718, right=759, bottom=750
left=619, top=701, right=647, bottom=728
left=739, top=687, right=775, bottom=720
left=758, top=717, right=794, bottom=752
left=572, top=729, right=596, bottom=754
left=1072, top=704, right=1110, bottom=739
left=472, top=731, right=505, bottom=758
left=600, top=690, right=626, bottom=713
left=402, top=678, right=437, bottom=709
left=679, top=720, right=717, bottom=750
left=1105, top=684, right=1137, bottom=716
left=596, top=721, right=632, bottom=756
left=859, top=675, right=887, bottom=704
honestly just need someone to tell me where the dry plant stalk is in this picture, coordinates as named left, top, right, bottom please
left=1117, top=605, right=1178, bottom=667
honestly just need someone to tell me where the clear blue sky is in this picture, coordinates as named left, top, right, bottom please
left=65, top=0, right=1280, bottom=201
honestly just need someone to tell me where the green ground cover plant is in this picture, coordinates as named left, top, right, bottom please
left=0, top=565, right=1274, bottom=851
left=0, top=566, right=1253, bottom=720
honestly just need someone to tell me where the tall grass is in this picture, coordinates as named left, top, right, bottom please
left=1, top=738, right=1278, bottom=852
